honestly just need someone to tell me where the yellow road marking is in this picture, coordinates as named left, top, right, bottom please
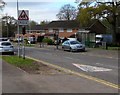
left=26, top=56, right=119, bottom=89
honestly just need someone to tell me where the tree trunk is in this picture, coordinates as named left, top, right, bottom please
left=112, top=24, right=117, bottom=46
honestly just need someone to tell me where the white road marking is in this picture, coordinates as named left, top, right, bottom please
left=65, top=57, right=73, bottom=60
left=73, top=63, right=112, bottom=72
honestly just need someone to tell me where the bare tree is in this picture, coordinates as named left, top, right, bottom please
left=0, top=0, right=6, bottom=10
left=56, top=4, right=77, bottom=20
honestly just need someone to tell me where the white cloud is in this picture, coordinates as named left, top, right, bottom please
left=3, top=1, right=78, bottom=23
left=4, top=0, right=75, bottom=2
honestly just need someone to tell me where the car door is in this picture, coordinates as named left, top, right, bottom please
left=64, top=41, right=70, bottom=50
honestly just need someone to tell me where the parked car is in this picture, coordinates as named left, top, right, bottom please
left=62, top=40, right=85, bottom=52
left=0, top=41, right=14, bottom=55
left=0, top=38, right=9, bottom=41
left=96, top=34, right=112, bottom=46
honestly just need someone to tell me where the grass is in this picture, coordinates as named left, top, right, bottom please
left=12, top=42, right=35, bottom=47
left=107, top=47, right=120, bottom=50
left=2, top=55, right=37, bottom=67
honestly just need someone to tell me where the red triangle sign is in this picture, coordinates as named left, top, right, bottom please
left=18, top=10, right=29, bottom=20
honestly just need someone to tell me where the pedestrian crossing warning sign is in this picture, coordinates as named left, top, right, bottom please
left=18, top=10, right=29, bottom=20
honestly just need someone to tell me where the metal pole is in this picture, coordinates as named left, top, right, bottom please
left=17, top=0, right=20, bottom=57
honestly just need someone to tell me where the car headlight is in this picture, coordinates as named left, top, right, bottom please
left=71, top=46, right=77, bottom=49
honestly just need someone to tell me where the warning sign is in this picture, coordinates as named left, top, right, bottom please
left=18, top=10, right=29, bottom=20
left=18, top=10, right=29, bottom=25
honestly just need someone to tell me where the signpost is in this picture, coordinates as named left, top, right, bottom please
left=18, top=10, right=29, bottom=59
left=18, top=10, right=29, bottom=25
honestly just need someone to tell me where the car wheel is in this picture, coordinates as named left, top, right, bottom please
left=82, top=48, right=85, bottom=52
left=70, top=47, right=73, bottom=52
left=62, top=47, right=65, bottom=51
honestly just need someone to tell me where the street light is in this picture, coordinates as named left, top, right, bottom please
left=17, top=0, right=20, bottom=57
left=4, top=16, right=8, bottom=38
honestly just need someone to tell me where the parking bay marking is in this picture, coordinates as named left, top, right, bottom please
left=72, top=63, right=112, bottom=72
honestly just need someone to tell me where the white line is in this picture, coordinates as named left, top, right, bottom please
left=65, top=57, right=73, bottom=60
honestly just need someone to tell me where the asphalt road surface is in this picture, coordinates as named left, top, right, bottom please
left=24, top=47, right=118, bottom=86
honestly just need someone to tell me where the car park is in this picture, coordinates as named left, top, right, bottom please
left=0, top=41, right=14, bottom=55
left=62, top=40, right=85, bottom=52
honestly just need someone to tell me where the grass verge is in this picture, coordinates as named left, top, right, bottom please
left=108, top=47, right=120, bottom=50
left=2, top=55, right=38, bottom=67
left=2, top=55, right=66, bottom=74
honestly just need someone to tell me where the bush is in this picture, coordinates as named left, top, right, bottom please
left=24, top=39, right=29, bottom=44
left=42, top=38, right=54, bottom=45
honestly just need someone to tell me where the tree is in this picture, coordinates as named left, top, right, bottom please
left=40, top=20, right=50, bottom=25
left=29, top=20, right=38, bottom=28
left=77, top=1, right=120, bottom=46
left=37, top=36, right=44, bottom=48
left=56, top=4, right=77, bottom=20
left=0, top=0, right=6, bottom=10
left=2, top=15, right=17, bottom=37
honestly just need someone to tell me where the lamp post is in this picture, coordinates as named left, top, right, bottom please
left=55, top=30, right=59, bottom=49
left=17, top=0, right=20, bottom=57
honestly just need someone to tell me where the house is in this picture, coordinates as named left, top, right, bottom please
left=15, top=24, right=47, bottom=42
left=44, top=20, right=106, bottom=39
left=15, top=20, right=106, bottom=44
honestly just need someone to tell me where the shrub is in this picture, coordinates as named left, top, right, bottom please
left=42, top=38, right=54, bottom=45
left=24, top=39, right=29, bottom=44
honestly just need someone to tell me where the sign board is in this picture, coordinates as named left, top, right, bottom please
left=18, top=10, right=29, bottom=25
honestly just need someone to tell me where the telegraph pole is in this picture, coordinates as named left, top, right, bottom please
left=17, top=0, right=20, bottom=57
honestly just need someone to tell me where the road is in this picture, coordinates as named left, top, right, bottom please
left=24, top=46, right=118, bottom=86
left=2, top=46, right=119, bottom=93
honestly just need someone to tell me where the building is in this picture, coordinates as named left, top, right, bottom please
left=15, top=24, right=47, bottom=42
left=15, top=20, right=106, bottom=44
left=45, top=20, right=106, bottom=39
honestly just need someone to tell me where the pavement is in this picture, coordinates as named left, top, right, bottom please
left=2, top=45, right=119, bottom=93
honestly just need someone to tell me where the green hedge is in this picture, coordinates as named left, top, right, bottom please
left=42, top=38, right=54, bottom=45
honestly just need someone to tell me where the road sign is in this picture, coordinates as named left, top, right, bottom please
left=18, top=10, right=29, bottom=25
left=18, top=20, right=29, bottom=25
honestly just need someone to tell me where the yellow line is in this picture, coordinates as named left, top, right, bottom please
left=26, top=56, right=119, bottom=89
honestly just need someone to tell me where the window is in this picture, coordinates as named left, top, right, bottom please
left=2, top=42, right=11, bottom=46
left=49, top=29, right=53, bottom=32
left=36, top=31, right=40, bottom=34
left=64, top=41, right=69, bottom=44
left=67, top=29, right=72, bottom=32
left=70, top=41, right=80, bottom=45
left=59, top=29, right=64, bottom=32
left=29, top=31, right=32, bottom=34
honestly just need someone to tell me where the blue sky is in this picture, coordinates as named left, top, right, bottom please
left=3, top=1, right=78, bottom=24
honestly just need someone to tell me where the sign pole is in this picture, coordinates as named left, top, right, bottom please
left=17, top=0, right=20, bottom=57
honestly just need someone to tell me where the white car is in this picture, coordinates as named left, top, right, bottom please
left=62, top=40, right=85, bottom=52
left=0, top=41, right=14, bottom=55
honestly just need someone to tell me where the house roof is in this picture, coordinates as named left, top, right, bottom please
left=28, top=20, right=106, bottom=30
left=29, top=24, right=48, bottom=30
left=46, top=20, right=80, bottom=29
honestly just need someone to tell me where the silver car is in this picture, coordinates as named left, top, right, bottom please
left=62, top=40, right=85, bottom=52
left=0, top=41, right=14, bottom=55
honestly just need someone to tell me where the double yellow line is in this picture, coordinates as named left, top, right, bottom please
left=26, top=56, right=119, bottom=89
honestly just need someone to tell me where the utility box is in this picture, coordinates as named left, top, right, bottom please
left=102, top=42, right=107, bottom=49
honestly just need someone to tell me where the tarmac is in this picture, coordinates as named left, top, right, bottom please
left=1, top=46, right=119, bottom=93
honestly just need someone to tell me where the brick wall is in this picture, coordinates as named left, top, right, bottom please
left=45, top=29, right=79, bottom=38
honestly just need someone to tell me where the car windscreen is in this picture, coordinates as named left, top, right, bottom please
left=0, top=39, right=8, bottom=41
left=70, top=41, right=80, bottom=45
left=1, top=42, right=11, bottom=46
